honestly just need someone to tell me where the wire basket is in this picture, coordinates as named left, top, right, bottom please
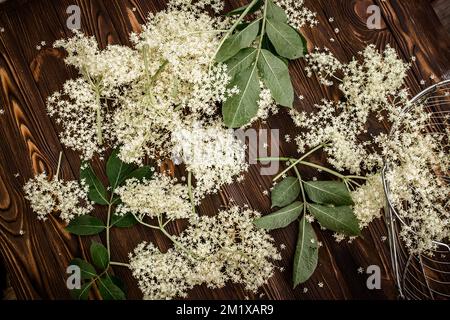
left=382, top=79, right=450, bottom=300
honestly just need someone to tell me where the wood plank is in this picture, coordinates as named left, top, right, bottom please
left=0, top=0, right=448, bottom=300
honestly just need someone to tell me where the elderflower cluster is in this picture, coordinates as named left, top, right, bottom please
left=24, top=174, right=93, bottom=223
left=115, top=174, right=192, bottom=221
left=49, top=3, right=234, bottom=163
left=383, top=118, right=450, bottom=254
left=171, top=121, right=248, bottom=201
left=128, top=207, right=281, bottom=300
left=275, top=0, right=318, bottom=29
left=351, top=174, right=385, bottom=228
left=294, top=45, right=410, bottom=174
left=168, top=0, right=225, bottom=14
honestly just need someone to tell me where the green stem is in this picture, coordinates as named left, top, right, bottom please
left=212, top=0, right=261, bottom=62
left=273, top=144, right=326, bottom=182
left=95, top=88, right=103, bottom=145
left=346, top=175, right=368, bottom=181
left=187, top=171, right=196, bottom=214
left=106, top=196, right=114, bottom=259
left=142, top=45, right=157, bottom=105
left=132, top=213, right=160, bottom=230
left=110, top=261, right=130, bottom=268
left=257, top=157, right=292, bottom=162
left=158, top=224, right=197, bottom=259
left=298, top=161, right=346, bottom=179
left=55, top=151, right=63, bottom=180
left=151, top=60, right=169, bottom=85
left=292, top=165, right=308, bottom=216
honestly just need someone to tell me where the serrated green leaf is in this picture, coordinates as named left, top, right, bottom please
left=223, top=64, right=261, bottom=128
left=111, top=213, right=138, bottom=228
left=257, top=49, right=294, bottom=107
left=225, top=0, right=263, bottom=16
left=80, top=163, right=109, bottom=205
left=254, top=202, right=303, bottom=230
left=70, top=282, right=92, bottom=300
left=293, top=216, right=319, bottom=287
left=304, top=181, right=354, bottom=206
left=225, top=47, right=257, bottom=79
left=266, top=0, right=288, bottom=23
left=308, top=204, right=361, bottom=236
left=98, top=276, right=126, bottom=300
left=66, top=215, right=105, bottom=236
left=266, top=19, right=306, bottom=60
left=271, top=176, right=300, bottom=208
left=70, top=258, right=97, bottom=280
left=106, top=149, right=136, bottom=191
left=90, top=242, right=109, bottom=271
left=216, top=19, right=261, bottom=63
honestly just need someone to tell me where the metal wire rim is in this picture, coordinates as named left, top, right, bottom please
left=382, top=79, right=450, bottom=251
left=381, top=79, right=450, bottom=299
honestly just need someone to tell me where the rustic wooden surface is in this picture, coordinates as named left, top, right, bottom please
left=0, top=0, right=449, bottom=300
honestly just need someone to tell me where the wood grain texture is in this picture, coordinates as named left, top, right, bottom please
left=0, top=0, right=448, bottom=300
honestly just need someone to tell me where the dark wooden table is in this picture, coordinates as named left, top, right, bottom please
left=0, top=0, right=449, bottom=300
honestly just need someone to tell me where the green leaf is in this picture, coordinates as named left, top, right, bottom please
left=70, top=282, right=92, bottom=300
left=293, top=216, right=319, bottom=287
left=254, top=201, right=303, bottom=230
left=266, top=0, right=288, bottom=23
left=70, top=258, right=97, bottom=280
left=216, top=19, right=261, bottom=63
left=66, top=215, right=105, bottom=236
left=90, top=242, right=109, bottom=271
left=225, top=0, right=264, bottom=16
left=257, top=49, right=294, bottom=107
left=271, top=176, right=300, bottom=208
left=106, top=149, right=136, bottom=191
left=266, top=19, right=307, bottom=60
left=111, top=213, right=138, bottom=228
left=308, top=204, right=361, bottom=236
left=223, top=64, right=261, bottom=128
left=98, top=276, right=126, bottom=300
left=304, top=181, right=354, bottom=206
left=109, top=275, right=127, bottom=294
left=80, top=163, right=109, bottom=205
left=225, top=47, right=257, bottom=79
left=123, top=166, right=154, bottom=182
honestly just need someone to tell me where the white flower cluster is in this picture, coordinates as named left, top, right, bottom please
left=49, top=3, right=234, bottom=164
left=275, top=0, right=318, bottom=29
left=115, top=174, right=192, bottom=221
left=24, top=174, right=93, bottom=223
left=129, top=207, right=281, bottom=299
left=383, top=123, right=450, bottom=254
left=294, top=45, right=410, bottom=174
left=171, top=121, right=248, bottom=201
left=351, top=174, right=385, bottom=228
left=168, top=0, right=225, bottom=14
left=302, top=44, right=450, bottom=254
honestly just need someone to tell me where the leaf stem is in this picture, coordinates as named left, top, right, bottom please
left=158, top=224, right=198, bottom=259
left=55, top=151, right=63, bottom=180
left=110, top=261, right=130, bottom=268
left=273, top=144, right=326, bottom=182
left=298, top=160, right=346, bottom=179
left=213, top=0, right=261, bottom=62
left=151, top=60, right=169, bottom=85
left=131, top=213, right=160, bottom=230
left=142, top=45, right=157, bottom=105
left=292, top=165, right=308, bottom=217
left=95, top=87, right=103, bottom=145
left=106, top=195, right=113, bottom=259
left=187, top=171, right=196, bottom=214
